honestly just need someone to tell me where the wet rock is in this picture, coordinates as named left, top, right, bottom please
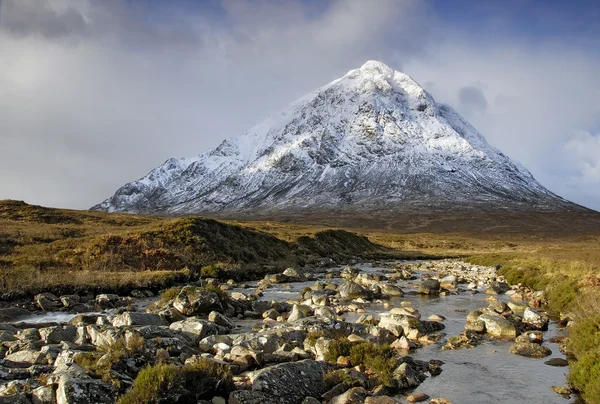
left=522, top=308, right=550, bottom=331
left=478, top=314, right=516, bottom=337
left=95, top=294, right=121, bottom=308
left=464, top=310, right=485, bottom=333
left=442, top=332, right=482, bottom=350
left=419, top=279, right=440, bottom=295
left=282, top=267, right=305, bottom=282
left=112, top=312, right=167, bottom=327
left=407, top=393, right=429, bottom=403
left=440, top=275, right=457, bottom=289
left=381, top=284, right=404, bottom=297
left=251, top=359, right=333, bottom=404
left=338, top=281, right=371, bottom=299
left=544, top=358, right=568, bottom=367
left=262, top=309, right=280, bottom=320
left=34, top=293, right=62, bottom=311
left=550, top=386, right=570, bottom=396
left=509, top=341, right=552, bottom=358
left=56, top=374, right=118, bottom=404
left=59, top=295, right=80, bottom=308
left=394, top=361, right=426, bottom=389
left=488, top=301, right=508, bottom=314
left=173, top=286, right=223, bottom=316
left=264, top=274, right=289, bottom=284
left=490, top=281, right=510, bottom=294
left=516, top=331, right=543, bottom=344
left=428, top=314, right=445, bottom=322
left=329, top=387, right=368, bottom=404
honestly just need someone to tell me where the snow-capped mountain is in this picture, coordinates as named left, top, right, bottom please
left=93, top=61, right=575, bottom=216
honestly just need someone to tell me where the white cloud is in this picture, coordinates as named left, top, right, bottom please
left=0, top=0, right=599, bottom=211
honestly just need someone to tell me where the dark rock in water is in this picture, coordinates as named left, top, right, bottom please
left=544, top=358, right=568, bottom=367
left=338, top=281, right=371, bottom=299
left=509, top=341, right=552, bottom=358
left=251, top=359, right=333, bottom=404
left=229, top=390, right=281, bottom=404
left=490, top=281, right=510, bottom=294
left=419, top=279, right=441, bottom=295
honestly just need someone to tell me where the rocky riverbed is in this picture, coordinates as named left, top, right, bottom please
left=0, top=260, right=575, bottom=403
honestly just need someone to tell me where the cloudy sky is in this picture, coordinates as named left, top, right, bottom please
left=1, top=0, right=599, bottom=210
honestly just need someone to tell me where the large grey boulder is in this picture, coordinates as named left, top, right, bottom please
left=522, top=308, right=550, bottom=331
left=112, top=312, right=168, bottom=327
left=56, top=375, right=117, bottom=404
left=169, top=317, right=223, bottom=343
left=173, top=286, right=223, bottom=316
left=39, top=325, right=77, bottom=344
left=251, top=360, right=333, bottom=404
left=0, top=394, right=30, bottom=404
left=478, top=314, right=516, bottom=337
left=338, top=281, right=370, bottom=299
left=329, top=387, right=368, bottom=404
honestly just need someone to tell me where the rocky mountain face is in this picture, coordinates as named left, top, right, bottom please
left=93, top=61, right=577, bottom=216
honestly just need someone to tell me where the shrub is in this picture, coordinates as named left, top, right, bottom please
left=117, top=359, right=233, bottom=404
left=324, top=369, right=359, bottom=388
left=323, top=339, right=353, bottom=362
left=348, top=343, right=398, bottom=388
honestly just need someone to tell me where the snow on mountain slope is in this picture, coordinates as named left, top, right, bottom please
left=92, top=61, right=573, bottom=215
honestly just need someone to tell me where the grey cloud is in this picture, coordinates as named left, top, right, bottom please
left=458, top=85, right=488, bottom=114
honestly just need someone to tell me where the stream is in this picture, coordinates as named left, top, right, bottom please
left=12, top=260, right=574, bottom=403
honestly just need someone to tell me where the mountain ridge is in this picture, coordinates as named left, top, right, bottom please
left=93, top=60, right=581, bottom=216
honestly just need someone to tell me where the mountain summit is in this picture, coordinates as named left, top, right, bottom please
left=93, top=61, right=575, bottom=216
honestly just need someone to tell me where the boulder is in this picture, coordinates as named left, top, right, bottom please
left=490, top=281, right=510, bottom=294
left=478, top=314, right=516, bottom=337
left=338, top=281, right=370, bottom=299
left=419, top=279, right=441, bottom=295
left=509, top=341, right=552, bottom=358
left=522, top=308, right=550, bottom=331
left=407, top=393, right=430, bottom=403
left=56, top=375, right=118, bottom=404
left=208, top=311, right=235, bottom=328
left=545, top=358, right=568, bottom=367
left=287, top=305, right=307, bottom=322
left=172, top=286, right=223, bottom=316
left=440, top=275, right=457, bottom=289
left=282, top=268, right=305, bottom=282
left=251, top=360, right=333, bottom=404
left=31, top=385, right=55, bottom=404
left=111, top=312, right=168, bottom=327
left=39, top=325, right=77, bottom=344
left=35, top=293, right=62, bottom=311
left=169, top=318, right=223, bottom=344
left=60, top=295, right=80, bottom=308
left=380, top=284, right=403, bottom=297
left=4, top=350, right=46, bottom=366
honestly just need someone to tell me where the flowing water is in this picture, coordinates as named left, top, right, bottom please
left=238, top=262, right=575, bottom=403
left=12, top=261, right=574, bottom=403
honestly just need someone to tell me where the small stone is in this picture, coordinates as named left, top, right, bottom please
left=550, top=386, right=571, bottom=396
left=407, top=392, right=429, bottom=402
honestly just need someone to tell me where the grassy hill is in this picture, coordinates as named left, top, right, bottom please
left=0, top=200, right=398, bottom=297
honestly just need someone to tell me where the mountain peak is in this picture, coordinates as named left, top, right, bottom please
left=92, top=62, right=575, bottom=216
